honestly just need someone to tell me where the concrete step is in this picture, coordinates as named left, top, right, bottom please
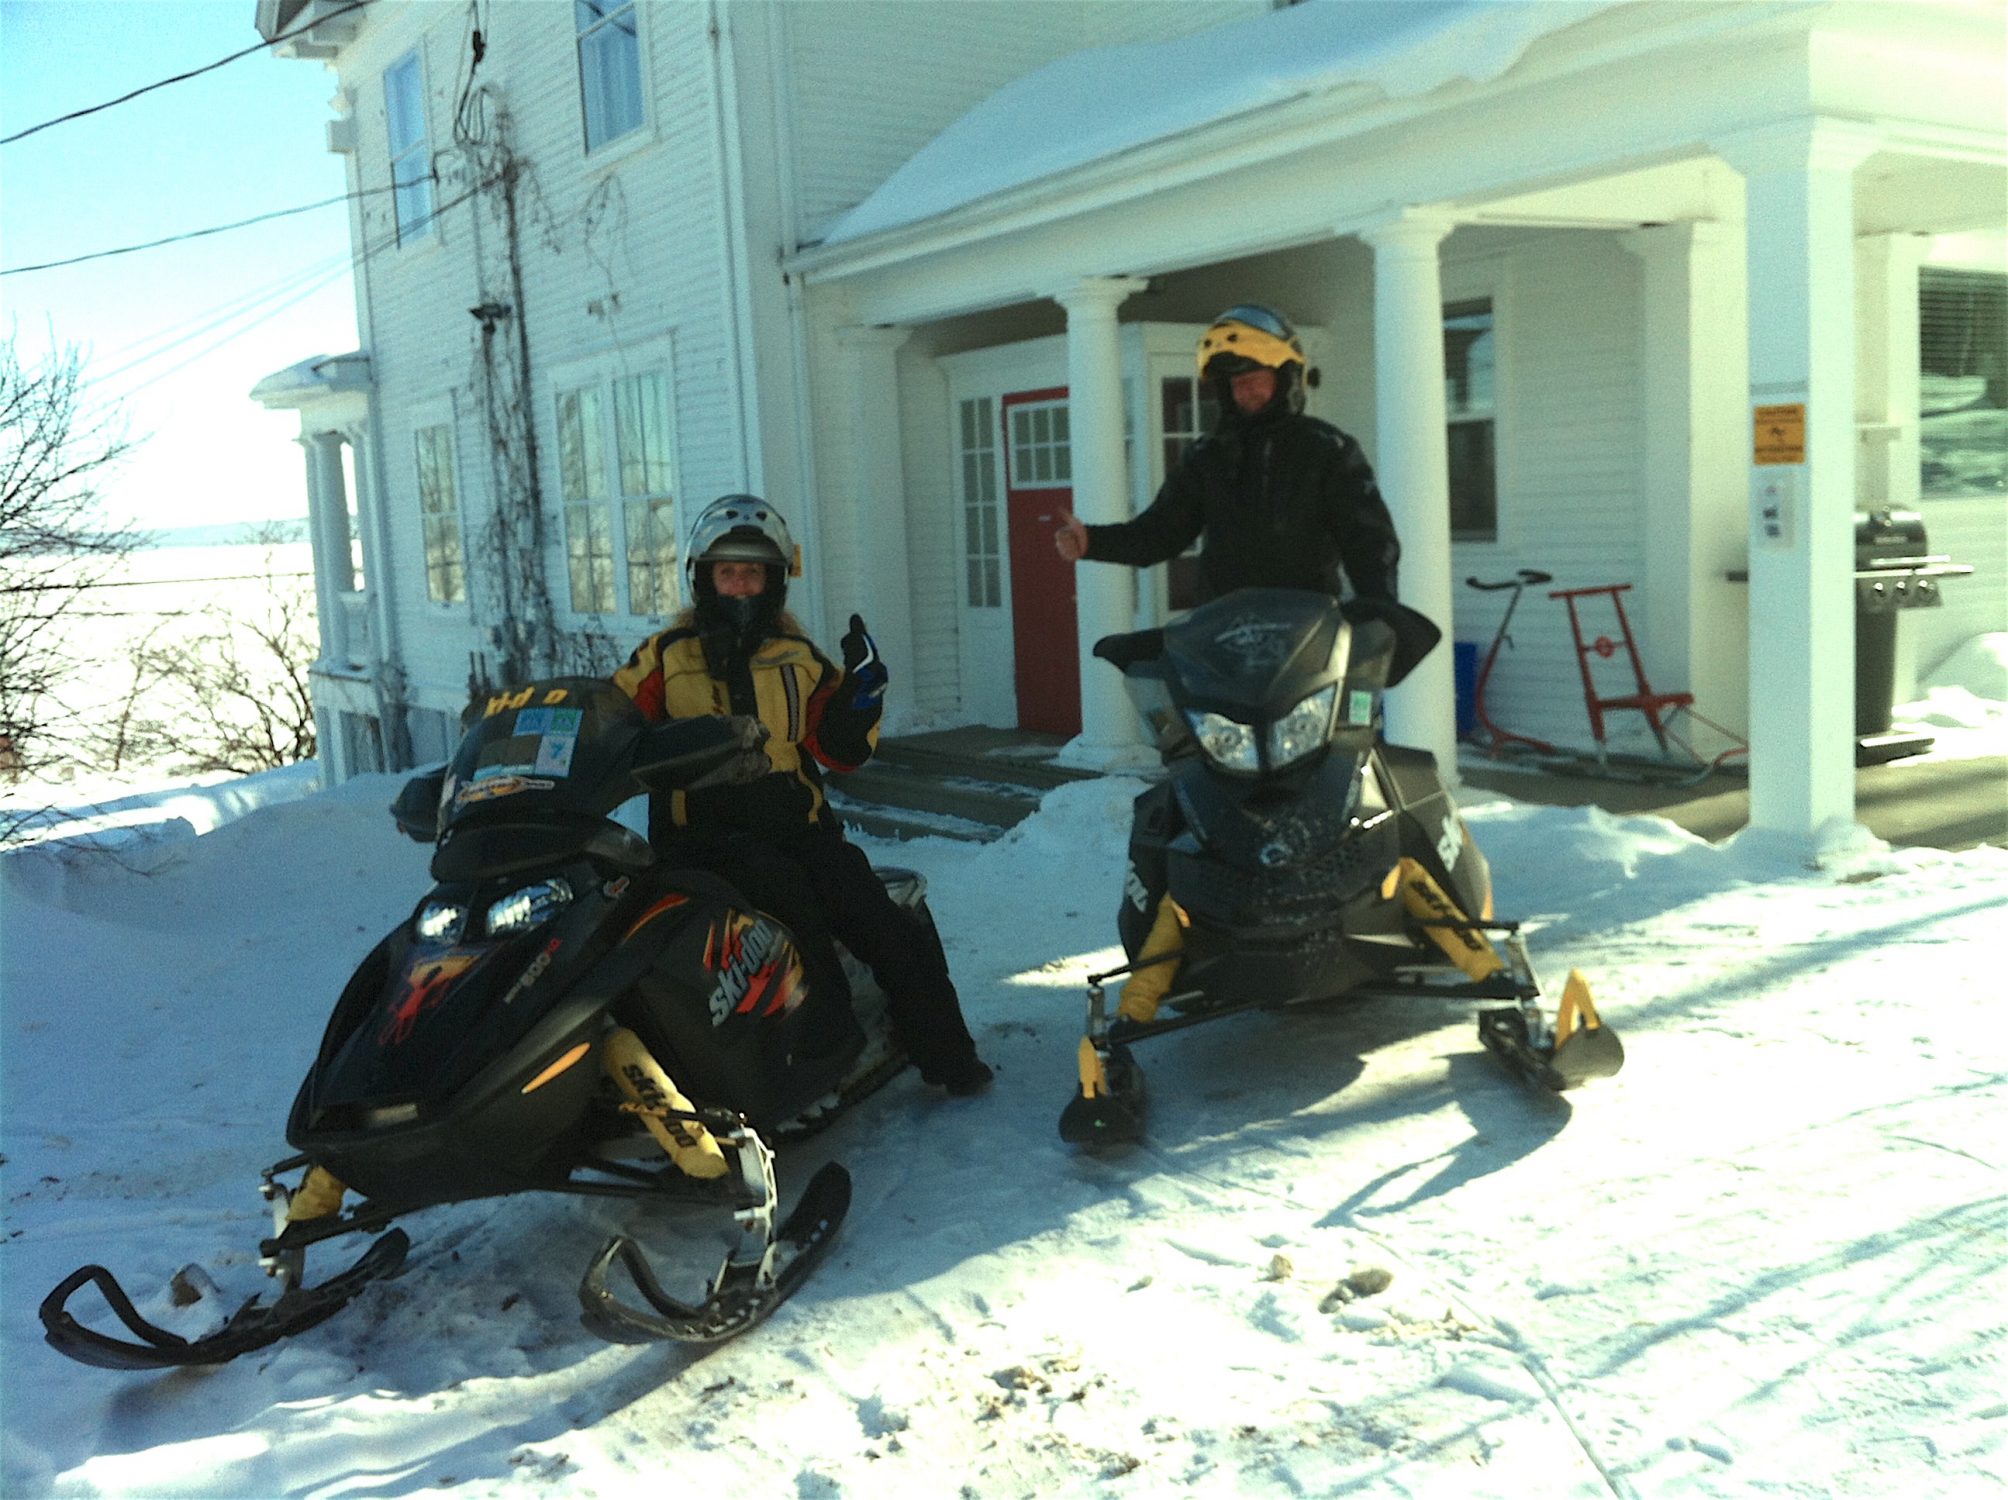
left=825, top=728, right=1104, bottom=843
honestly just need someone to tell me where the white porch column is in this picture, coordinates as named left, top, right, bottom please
left=1055, top=275, right=1151, bottom=765
left=835, top=324, right=917, bottom=718
left=1620, top=221, right=1749, bottom=739
left=1716, top=120, right=1880, bottom=846
left=303, top=430, right=352, bottom=669
left=1359, top=211, right=1458, bottom=777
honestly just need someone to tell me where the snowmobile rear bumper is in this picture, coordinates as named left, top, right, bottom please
left=39, top=1230, right=409, bottom=1371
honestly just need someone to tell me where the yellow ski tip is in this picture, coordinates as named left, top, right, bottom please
left=1555, top=970, right=1601, bottom=1047
left=1077, top=1037, right=1107, bottom=1100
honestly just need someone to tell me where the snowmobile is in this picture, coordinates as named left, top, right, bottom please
left=1060, top=588, right=1624, bottom=1147
left=41, top=677, right=931, bottom=1368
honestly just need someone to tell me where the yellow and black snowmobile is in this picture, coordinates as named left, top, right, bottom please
left=1061, top=589, right=1623, bottom=1146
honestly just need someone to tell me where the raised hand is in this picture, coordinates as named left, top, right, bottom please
left=840, top=613, right=887, bottom=704
left=1053, top=508, right=1089, bottom=562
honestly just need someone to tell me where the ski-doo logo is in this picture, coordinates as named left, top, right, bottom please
left=1213, top=617, right=1296, bottom=674
left=482, top=685, right=572, bottom=718
left=378, top=950, right=482, bottom=1045
left=619, top=1063, right=708, bottom=1153
left=1436, top=817, right=1463, bottom=872
left=1124, top=864, right=1151, bottom=914
left=703, top=912, right=804, bottom=1025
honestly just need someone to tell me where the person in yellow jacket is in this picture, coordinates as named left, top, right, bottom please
left=612, top=495, right=992, bottom=1095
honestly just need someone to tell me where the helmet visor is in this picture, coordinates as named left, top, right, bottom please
left=1215, top=304, right=1293, bottom=340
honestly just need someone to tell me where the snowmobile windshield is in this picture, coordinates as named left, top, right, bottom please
left=1162, top=589, right=1379, bottom=776
left=440, top=677, right=647, bottom=833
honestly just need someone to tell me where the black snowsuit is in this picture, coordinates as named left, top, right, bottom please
left=1083, top=408, right=1401, bottom=604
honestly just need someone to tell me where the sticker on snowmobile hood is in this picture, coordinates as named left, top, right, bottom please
left=454, top=775, right=556, bottom=807
left=1212, top=616, right=1299, bottom=674
left=533, top=734, right=577, bottom=776
left=513, top=706, right=583, bottom=736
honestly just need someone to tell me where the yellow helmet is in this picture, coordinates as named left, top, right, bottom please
left=1196, top=304, right=1304, bottom=379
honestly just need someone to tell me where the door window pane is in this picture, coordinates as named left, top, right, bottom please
left=959, top=397, right=1000, bottom=608
left=1445, top=299, right=1497, bottom=542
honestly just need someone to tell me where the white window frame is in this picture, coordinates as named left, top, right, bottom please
left=550, top=346, right=682, bottom=624
left=410, top=413, right=468, bottom=607
left=1006, top=400, right=1072, bottom=487
left=384, top=50, right=435, bottom=246
left=576, top=0, right=648, bottom=157
left=956, top=396, right=1003, bottom=610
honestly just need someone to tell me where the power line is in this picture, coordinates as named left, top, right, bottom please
left=1, top=0, right=374, bottom=147
left=1, top=189, right=392, bottom=277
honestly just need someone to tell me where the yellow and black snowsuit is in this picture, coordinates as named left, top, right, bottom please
left=612, top=611, right=982, bottom=1083
left=612, top=614, right=876, bottom=840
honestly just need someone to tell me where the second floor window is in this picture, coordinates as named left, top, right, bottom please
left=1445, top=298, right=1497, bottom=542
left=413, top=424, right=466, bottom=604
left=385, top=52, right=434, bottom=244
left=558, top=370, right=678, bottom=617
left=577, top=1, right=644, bottom=153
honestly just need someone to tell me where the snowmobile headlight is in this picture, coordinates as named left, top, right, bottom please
left=486, top=878, right=574, bottom=936
left=1267, top=684, right=1337, bottom=769
left=1184, top=708, right=1260, bottom=773
left=415, top=900, right=467, bottom=945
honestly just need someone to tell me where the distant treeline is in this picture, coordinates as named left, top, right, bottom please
left=146, top=520, right=310, bottom=549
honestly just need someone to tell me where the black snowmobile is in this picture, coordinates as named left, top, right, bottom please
left=1060, top=589, right=1624, bottom=1146
left=42, top=677, right=930, bottom=1368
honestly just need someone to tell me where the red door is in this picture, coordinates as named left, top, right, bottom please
left=1001, top=388, right=1080, bottom=736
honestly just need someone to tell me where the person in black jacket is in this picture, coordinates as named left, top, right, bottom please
left=1054, top=304, right=1401, bottom=605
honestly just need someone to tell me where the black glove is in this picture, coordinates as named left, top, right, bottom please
left=839, top=613, right=888, bottom=707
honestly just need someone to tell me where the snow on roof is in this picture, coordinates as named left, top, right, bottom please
left=818, top=0, right=1624, bottom=247
left=250, top=350, right=371, bottom=406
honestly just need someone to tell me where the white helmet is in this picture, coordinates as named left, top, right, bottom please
left=685, top=494, right=799, bottom=594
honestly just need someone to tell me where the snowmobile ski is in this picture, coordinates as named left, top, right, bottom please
left=1479, top=970, right=1624, bottom=1092
left=1060, top=1037, right=1147, bottom=1147
left=578, top=1160, right=851, bottom=1344
left=38, top=1229, right=409, bottom=1372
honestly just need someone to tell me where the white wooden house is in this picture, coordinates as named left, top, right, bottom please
left=254, top=0, right=2004, bottom=849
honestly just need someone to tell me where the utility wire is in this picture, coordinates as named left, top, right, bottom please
left=0, top=0, right=373, bottom=147
left=2, top=189, right=390, bottom=276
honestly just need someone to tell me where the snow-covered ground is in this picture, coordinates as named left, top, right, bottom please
left=3, top=675, right=2005, bottom=1498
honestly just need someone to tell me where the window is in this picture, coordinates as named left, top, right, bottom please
left=1008, top=401, right=1071, bottom=485
left=384, top=52, right=434, bottom=244
left=413, top=423, right=466, bottom=604
left=613, top=373, right=678, bottom=616
left=557, top=371, right=678, bottom=617
left=1920, top=268, right=2007, bottom=498
left=1160, top=375, right=1219, bottom=611
left=1444, top=299, right=1496, bottom=542
left=576, top=0, right=644, bottom=152
left=958, top=397, right=1001, bottom=608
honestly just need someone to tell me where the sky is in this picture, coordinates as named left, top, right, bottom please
left=1, top=646, right=2004, bottom=1497
left=0, top=0, right=359, bottom=536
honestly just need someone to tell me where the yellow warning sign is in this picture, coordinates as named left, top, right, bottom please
left=1754, top=403, right=1805, bottom=465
